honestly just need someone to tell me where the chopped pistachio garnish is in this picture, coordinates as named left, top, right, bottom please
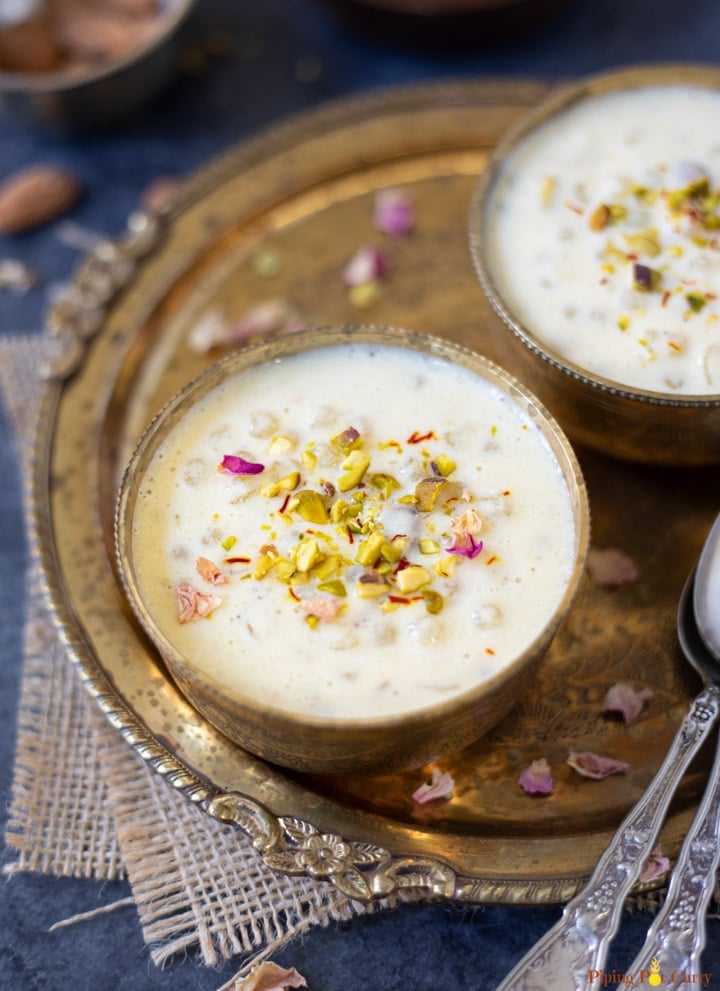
left=540, top=176, right=556, bottom=207
left=355, top=572, right=390, bottom=598
left=589, top=203, right=610, bottom=231
left=198, top=418, right=494, bottom=629
left=632, top=263, right=662, bottom=292
left=337, top=450, right=371, bottom=491
left=431, top=454, right=456, bottom=477
left=260, top=471, right=301, bottom=497
left=686, top=291, right=707, bottom=313
left=415, top=477, right=447, bottom=512
left=288, top=490, right=328, bottom=523
left=422, top=588, right=444, bottom=614
left=396, top=565, right=431, bottom=594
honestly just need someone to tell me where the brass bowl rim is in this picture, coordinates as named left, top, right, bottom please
left=469, top=61, right=720, bottom=409
left=114, top=323, right=590, bottom=735
left=0, top=0, right=195, bottom=93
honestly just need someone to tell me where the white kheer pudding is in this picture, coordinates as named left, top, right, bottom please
left=129, top=342, right=577, bottom=720
left=486, top=85, right=720, bottom=394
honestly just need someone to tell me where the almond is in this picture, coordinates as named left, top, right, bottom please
left=0, top=165, right=81, bottom=234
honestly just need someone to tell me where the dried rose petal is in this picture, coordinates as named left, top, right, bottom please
left=187, top=300, right=304, bottom=354
left=373, top=187, right=414, bottom=236
left=587, top=547, right=640, bottom=588
left=519, top=758, right=554, bottom=795
left=296, top=598, right=342, bottom=623
left=567, top=751, right=630, bottom=780
left=450, top=508, right=483, bottom=538
left=638, top=845, right=671, bottom=884
left=218, top=454, right=265, bottom=475
left=412, top=766, right=455, bottom=804
left=602, top=683, right=654, bottom=724
left=233, top=960, right=308, bottom=991
left=196, top=556, right=226, bottom=585
left=175, top=584, right=222, bottom=623
left=342, top=245, right=388, bottom=286
left=447, top=533, right=483, bottom=559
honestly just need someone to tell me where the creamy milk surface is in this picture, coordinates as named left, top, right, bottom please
left=487, top=85, right=720, bottom=394
left=131, top=343, right=576, bottom=719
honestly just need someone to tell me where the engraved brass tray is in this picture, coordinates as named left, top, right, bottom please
left=32, top=79, right=720, bottom=905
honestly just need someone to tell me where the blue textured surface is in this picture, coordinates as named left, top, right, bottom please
left=1, top=2, right=720, bottom=988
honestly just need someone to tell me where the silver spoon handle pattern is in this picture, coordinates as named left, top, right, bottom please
left=495, top=684, right=720, bottom=991
left=625, top=720, right=720, bottom=990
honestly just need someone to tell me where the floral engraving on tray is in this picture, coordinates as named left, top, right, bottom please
left=207, top=793, right=456, bottom=900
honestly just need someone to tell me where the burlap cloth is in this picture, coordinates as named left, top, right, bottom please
left=0, top=333, right=392, bottom=985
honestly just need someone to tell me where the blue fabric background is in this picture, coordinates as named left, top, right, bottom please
left=1, top=2, right=719, bottom=987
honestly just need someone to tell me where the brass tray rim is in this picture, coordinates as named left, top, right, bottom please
left=28, top=75, right=698, bottom=908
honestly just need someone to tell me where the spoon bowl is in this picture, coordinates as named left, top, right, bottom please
left=694, top=512, right=720, bottom=664
left=679, top=568, right=720, bottom=685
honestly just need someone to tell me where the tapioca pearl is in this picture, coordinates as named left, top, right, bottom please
left=597, top=176, right=626, bottom=201
left=471, top=604, right=503, bottom=629
left=672, top=161, right=709, bottom=186
left=703, top=345, right=720, bottom=387
left=248, top=410, right=279, bottom=438
left=200, top=527, right=223, bottom=546
left=209, top=424, right=230, bottom=443
left=329, top=631, right=360, bottom=651
left=373, top=623, right=397, bottom=646
left=312, top=442, right=337, bottom=468
left=308, top=404, right=337, bottom=427
left=183, top=458, right=207, bottom=486
left=407, top=617, right=443, bottom=646
left=476, top=491, right=512, bottom=518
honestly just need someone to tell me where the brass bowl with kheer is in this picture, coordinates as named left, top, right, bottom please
left=470, top=63, right=720, bottom=465
left=115, top=325, right=589, bottom=775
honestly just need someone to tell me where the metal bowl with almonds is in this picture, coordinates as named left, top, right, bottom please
left=0, top=0, right=194, bottom=129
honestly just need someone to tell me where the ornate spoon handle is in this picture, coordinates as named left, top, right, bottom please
left=495, top=685, right=720, bottom=991
left=625, top=722, right=720, bottom=990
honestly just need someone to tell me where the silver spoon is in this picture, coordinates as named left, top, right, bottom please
left=496, top=512, right=720, bottom=991
left=620, top=516, right=720, bottom=990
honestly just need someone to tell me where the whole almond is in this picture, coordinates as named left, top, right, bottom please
left=0, top=165, right=81, bottom=234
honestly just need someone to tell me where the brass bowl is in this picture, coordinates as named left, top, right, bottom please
left=0, top=0, right=194, bottom=130
left=469, top=63, right=720, bottom=465
left=115, top=325, right=590, bottom=775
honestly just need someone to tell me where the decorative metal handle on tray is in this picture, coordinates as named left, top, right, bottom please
left=623, top=723, right=720, bottom=991
left=495, top=685, right=720, bottom=991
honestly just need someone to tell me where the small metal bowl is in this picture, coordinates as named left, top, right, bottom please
left=114, top=324, right=589, bottom=775
left=0, top=0, right=194, bottom=130
left=470, top=63, right=720, bottom=465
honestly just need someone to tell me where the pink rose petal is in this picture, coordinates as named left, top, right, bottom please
left=447, top=533, right=483, bottom=559
left=196, top=556, right=226, bottom=585
left=602, top=683, right=654, bottom=724
left=567, top=751, right=630, bottom=780
left=342, top=245, right=388, bottom=286
left=218, top=454, right=265, bottom=475
left=638, top=845, right=671, bottom=884
left=234, top=961, right=308, bottom=991
left=587, top=547, right=640, bottom=588
left=296, top=598, right=343, bottom=623
left=519, top=758, right=554, bottom=795
left=175, top=584, right=222, bottom=623
left=373, top=187, right=414, bottom=236
left=412, top=766, right=455, bottom=804
left=187, top=300, right=304, bottom=353
left=447, top=508, right=484, bottom=558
